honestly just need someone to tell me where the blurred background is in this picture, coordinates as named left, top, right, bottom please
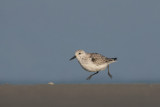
left=0, top=0, right=160, bottom=84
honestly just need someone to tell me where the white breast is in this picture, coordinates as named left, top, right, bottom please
left=79, top=60, right=108, bottom=72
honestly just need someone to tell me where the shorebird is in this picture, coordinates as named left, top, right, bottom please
left=70, top=50, right=117, bottom=80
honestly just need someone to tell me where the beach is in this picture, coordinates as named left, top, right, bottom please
left=0, top=84, right=160, bottom=107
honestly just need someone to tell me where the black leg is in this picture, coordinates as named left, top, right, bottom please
left=86, top=71, right=99, bottom=80
left=107, top=65, right=112, bottom=79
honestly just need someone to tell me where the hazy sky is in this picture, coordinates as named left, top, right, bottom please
left=0, top=0, right=160, bottom=84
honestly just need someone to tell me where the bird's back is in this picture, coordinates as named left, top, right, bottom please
left=89, top=53, right=117, bottom=65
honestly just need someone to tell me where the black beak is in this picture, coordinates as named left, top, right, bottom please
left=70, top=56, right=76, bottom=61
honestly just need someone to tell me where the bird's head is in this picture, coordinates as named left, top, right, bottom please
left=70, top=50, right=86, bottom=61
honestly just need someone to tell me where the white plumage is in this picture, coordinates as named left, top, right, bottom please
left=70, top=50, right=117, bottom=80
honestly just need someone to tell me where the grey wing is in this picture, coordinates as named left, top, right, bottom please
left=90, top=53, right=107, bottom=65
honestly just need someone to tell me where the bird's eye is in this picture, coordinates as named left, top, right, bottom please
left=79, top=53, right=81, bottom=55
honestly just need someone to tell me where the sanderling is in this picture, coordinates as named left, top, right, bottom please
left=70, top=50, right=117, bottom=80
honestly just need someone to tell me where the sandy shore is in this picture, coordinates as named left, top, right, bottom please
left=0, top=84, right=160, bottom=107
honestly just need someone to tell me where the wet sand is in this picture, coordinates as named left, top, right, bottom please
left=0, top=84, right=160, bottom=107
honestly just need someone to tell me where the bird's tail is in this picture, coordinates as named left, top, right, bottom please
left=108, top=57, right=117, bottom=64
left=112, top=58, right=117, bottom=61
